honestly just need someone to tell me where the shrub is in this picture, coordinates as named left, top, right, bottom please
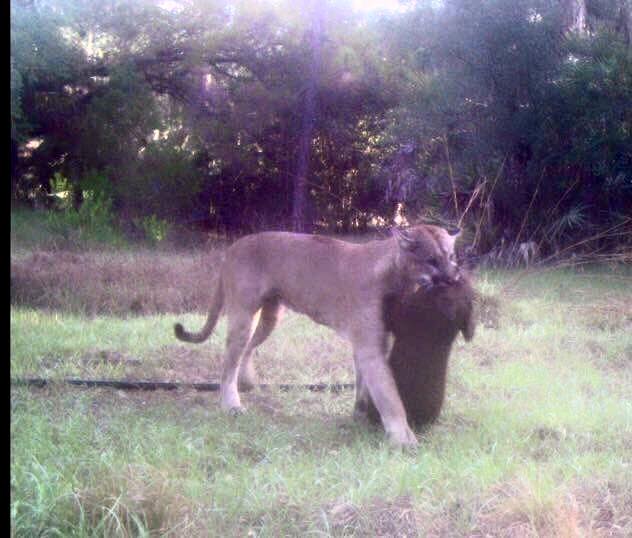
left=46, top=175, right=126, bottom=247
left=133, top=215, right=171, bottom=245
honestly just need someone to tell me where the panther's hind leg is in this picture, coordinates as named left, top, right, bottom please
left=219, top=309, right=258, bottom=414
left=238, top=298, right=283, bottom=391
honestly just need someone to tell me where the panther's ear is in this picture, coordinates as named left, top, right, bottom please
left=392, top=226, right=416, bottom=251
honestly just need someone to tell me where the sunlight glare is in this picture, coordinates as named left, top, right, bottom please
left=352, top=0, right=407, bottom=13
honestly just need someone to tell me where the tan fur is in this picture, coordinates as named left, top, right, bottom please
left=174, top=224, right=460, bottom=448
left=359, top=274, right=475, bottom=428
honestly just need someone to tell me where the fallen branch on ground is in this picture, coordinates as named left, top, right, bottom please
left=10, top=377, right=355, bottom=393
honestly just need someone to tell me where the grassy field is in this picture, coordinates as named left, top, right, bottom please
left=10, top=212, right=632, bottom=536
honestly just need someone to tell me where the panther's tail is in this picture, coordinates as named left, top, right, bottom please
left=174, top=277, right=224, bottom=343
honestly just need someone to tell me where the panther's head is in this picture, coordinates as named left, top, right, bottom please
left=393, top=224, right=461, bottom=290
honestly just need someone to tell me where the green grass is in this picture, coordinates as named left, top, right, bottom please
left=10, top=210, right=632, bottom=535
left=10, top=308, right=353, bottom=386
left=11, top=266, right=632, bottom=536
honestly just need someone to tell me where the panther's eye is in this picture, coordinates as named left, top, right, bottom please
left=427, top=257, right=439, bottom=268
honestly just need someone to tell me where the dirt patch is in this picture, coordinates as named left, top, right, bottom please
left=469, top=479, right=632, bottom=538
left=325, top=495, right=418, bottom=537
left=363, top=496, right=419, bottom=537
left=11, top=248, right=224, bottom=316
left=143, top=345, right=222, bottom=383
left=574, top=482, right=632, bottom=537
left=574, top=299, right=632, bottom=332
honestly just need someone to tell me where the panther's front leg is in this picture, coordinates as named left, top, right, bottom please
left=351, top=328, right=417, bottom=448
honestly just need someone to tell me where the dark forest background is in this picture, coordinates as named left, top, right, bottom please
left=10, top=0, right=632, bottom=259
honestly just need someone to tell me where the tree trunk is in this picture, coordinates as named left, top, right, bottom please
left=292, top=1, right=322, bottom=233
left=616, top=0, right=632, bottom=46
left=560, top=0, right=587, bottom=34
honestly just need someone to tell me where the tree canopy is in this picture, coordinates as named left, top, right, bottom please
left=10, top=0, right=632, bottom=254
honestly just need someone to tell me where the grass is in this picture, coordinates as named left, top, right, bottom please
left=10, top=209, right=632, bottom=536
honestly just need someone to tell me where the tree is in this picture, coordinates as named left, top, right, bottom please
left=374, top=0, right=631, bottom=253
left=291, top=0, right=323, bottom=233
left=10, top=0, right=630, bottom=250
left=10, top=0, right=87, bottom=195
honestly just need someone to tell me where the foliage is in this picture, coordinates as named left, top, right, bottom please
left=10, top=0, right=86, bottom=140
left=10, top=0, right=632, bottom=251
left=376, top=0, right=631, bottom=254
left=75, top=65, right=161, bottom=181
left=134, top=214, right=170, bottom=244
left=46, top=175, right=125, bottom=247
